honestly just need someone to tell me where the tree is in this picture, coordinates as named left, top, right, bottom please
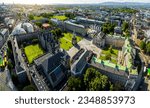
left=109, top=84, right=114, bottom=91
left=89, top=77, right=102, bottom=91
left=55, top=28, right=62, bottom=38
left=51, top=30, right=57, bottom=36
left=65, top=12, right=75, bottom=19
left=28, top=14, right=34, bottom=20
left=105, top=52, right=111, bottom=60
left=7, top=59, right=13, bottom=70
left=109, top=45, right=113, bottom=53
left=102, top=23, right=115, bottom=34
left=146, top=43, right=150, bottom=54
left=40, top=13, right=53, bottom=18
left=125, top=29, right=130, bottom=38
left=51, top=28, right=62, bottom=38
left=84, top=67, right=110, bottom=91
left=35, top=22, right=42, bottom=28
left=84, top=68, right=97, bottom=89
left=140, top=41, right=146, bottom=50
left=67, top=76, right=82, bottom=91
left=102, top=27, right=109, bottom=34
left=122, top=21, right=129, bottom=32
left=23, top=85, right=36, bottom=91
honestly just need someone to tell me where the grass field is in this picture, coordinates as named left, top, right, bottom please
left=53, top=15, right=68, bottom=21
left=59, top=33, right=83, bottom=51
left=24, top=44, right=44, bottom=64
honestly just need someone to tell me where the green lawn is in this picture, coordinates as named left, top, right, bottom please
left=59, top=33, right=83, bottom=51
left=53, top=15, right=68, bottom=21
left=60, top=38, right=73, bottom=51
left=0, top=56, right=3, bottom=66
left=99, top=47, right=118, bottom=64
left=24, top=44, right=44, bottom=64
left=101, top=47, right=118, bottom=58
left=34, top=16, right=44, bottom=20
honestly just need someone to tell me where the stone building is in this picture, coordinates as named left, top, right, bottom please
left=34, top=49, right=70, bottom=90
left=11, top=29, right=60, bottom=84
left=92, top=32, right=105, bottom=48
left=64, top=21, right=87, bottom=36
left=93, top=32, right=125, bottom=49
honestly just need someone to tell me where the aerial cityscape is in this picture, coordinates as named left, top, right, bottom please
left=0, top=0, right=150, bottom=91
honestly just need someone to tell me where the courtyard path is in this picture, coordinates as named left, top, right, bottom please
left=63, top=37, right=72, bottom=43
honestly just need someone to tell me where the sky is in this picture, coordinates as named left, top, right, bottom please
left=1, top=0, right=150, bottom=4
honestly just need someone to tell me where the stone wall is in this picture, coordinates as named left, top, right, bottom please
left=105, top=36, right=125, bottom=49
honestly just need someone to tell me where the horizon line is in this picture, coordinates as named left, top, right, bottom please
left=1, top=1, right=150, bottom=5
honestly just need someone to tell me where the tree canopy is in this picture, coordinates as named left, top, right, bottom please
left=122, top=21, right=129, bottom=32
left=28, top=14, right=34, bottom=20
left=140, top=41, right=150, bottom=55
left=84, top=67, right=110, bottom=91
left=67, top=76, right=82, bottom=91
left=51, top=28, right=62, bottom=38
left=65, top=12, right=75, bottom=19
left=102, top=23, right=116, bottom=34
left=146, top=43, right=150, bottom=54
left=67, top=67, right=124, bottom=91
left=140, top=41, right=146, bottom=51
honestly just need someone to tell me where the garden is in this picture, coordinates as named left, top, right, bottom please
left=99, top=46, right=119, bottom=64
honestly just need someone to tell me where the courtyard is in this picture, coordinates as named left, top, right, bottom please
left=59, top=33, right=83, bottom=51
left=24, top=44, right=44, bottom=64
left=67, top=38, right=102, bottom=59
left=99, top=46, right=119, bottom=64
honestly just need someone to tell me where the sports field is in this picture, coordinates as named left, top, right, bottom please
left=24, top=44, right=44, bottom=64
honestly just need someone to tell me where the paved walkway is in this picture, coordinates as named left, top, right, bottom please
left=67, top=38, right=102, bottom=59
left=0, top=67, right=12, bottom=91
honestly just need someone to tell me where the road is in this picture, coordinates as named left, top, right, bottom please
left=131, top=15, right=149, bottom=66
left=0, top=67, right=13, bottom=90
left=131, top=15, right=150, bottom=91
left=30, top=66, right=49, bottom=91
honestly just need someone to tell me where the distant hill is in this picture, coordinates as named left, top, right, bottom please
left=99, top=2, right=150, bottom=7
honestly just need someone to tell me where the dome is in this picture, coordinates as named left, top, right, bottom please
left=22, top=23, right=34, bottom=33
left=16, top=28, right=26, bottom=35
left=12, top=27, right=26, bottom=35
